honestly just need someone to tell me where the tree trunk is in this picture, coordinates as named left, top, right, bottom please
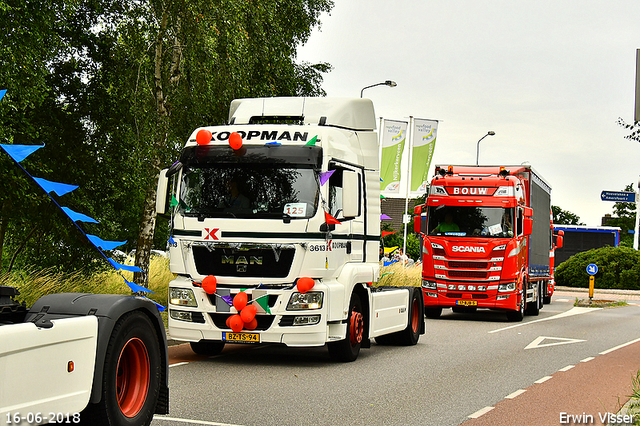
left=133, top=10, right=182, bottom=288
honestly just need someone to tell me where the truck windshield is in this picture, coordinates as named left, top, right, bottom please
left=179, top=164, right=318, bottom=219
left=427, top=206, right=514, bottom=238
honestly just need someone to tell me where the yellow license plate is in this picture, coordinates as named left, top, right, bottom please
left=223, top=332, right=260, bottom=343
left=456, top=300, right=477, bottom=306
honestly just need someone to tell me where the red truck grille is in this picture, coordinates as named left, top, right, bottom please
left=447, top=261, right=487, bottom=269
left=448, top=270, right=488, bottom=279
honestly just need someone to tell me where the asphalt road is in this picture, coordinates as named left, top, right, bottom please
left=151, top=290, right=640, bottom=426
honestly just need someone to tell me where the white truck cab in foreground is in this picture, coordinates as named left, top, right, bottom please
left=158, top=97, right=424, bottom=361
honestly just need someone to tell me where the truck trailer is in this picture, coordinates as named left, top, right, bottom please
left=157, top=97, right=424, bottom=362
left=414, top=165, right=562, bottom=321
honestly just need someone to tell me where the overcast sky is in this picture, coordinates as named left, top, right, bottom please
left=297, top=0, right=640, bottom=226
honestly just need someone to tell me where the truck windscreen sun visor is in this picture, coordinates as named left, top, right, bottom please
left=178, top=145, right=322, bottom=220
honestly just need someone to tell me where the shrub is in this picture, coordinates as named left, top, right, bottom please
left=555, top=246, right=640, bottom=290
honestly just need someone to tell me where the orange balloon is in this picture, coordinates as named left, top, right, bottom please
left=233, top=291, right=248, bottom=311
left=196, top=129, right=212, bottom=145
left=240, top=304, right=257, bottom=323
left=297, top=277, right=315, bottom=294
left=229, top=132, right=243, bottom=150
left=201, top=275, right=217, bottom=294
left=229, top=314, right=244, bottom=333
left=244, top=318, right=258, bottom=330
left=225, top=316, right=232, bottom=328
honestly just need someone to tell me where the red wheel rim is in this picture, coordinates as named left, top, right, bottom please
left=116, top=337, right=150, bottom=418
left=410, top=298, right=420, bottom=333
left=349, top=309, right=364, bottom=345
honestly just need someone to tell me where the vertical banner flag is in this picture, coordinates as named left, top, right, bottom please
left=410, top=118, right=438, bottom=195
left=380, top=119, right=408, bottom=194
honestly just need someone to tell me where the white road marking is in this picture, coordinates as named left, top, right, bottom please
left=599, top=337, right=640, bottom=355
left=169, top=362, right=190, bottom=368
left=559, top=365, right=575, bottom=372
left=580, top=356, right=595, bottom=363
left=535, top=375, right=553, bottom=384
left=524, top=336, right=586, bottom=350
left=489, top=306, right=601, bottom=334
left=468, top=406, right=494, bottom=418
left=505, top=389, right=527, bottom=399
left=153, top=416, right=244, bottom=426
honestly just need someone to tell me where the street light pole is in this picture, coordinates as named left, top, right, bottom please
left=360, top=80, right=397, bottom=98
left=475, top=131, right=496, bottom=166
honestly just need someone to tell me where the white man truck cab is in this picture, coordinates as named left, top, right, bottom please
left=157, top=97, right=424, bottom=361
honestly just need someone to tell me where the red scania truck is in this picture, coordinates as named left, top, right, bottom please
left=414, top=165, right=562, bottom=321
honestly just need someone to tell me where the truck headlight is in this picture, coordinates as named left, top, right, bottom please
left=169, top=287, right=198, bottom=307
left=498, top=282, right=516, bottom=293
left=422, top=280, right=437, bottom=290
left=287, top=292, right=323, bottom=310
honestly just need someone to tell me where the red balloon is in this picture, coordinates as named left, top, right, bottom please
left=240, top=304, right=257, bottom=323
left=201, top=275, right=217, bottom=294
left=297, top=277, right=315, bottom=294
left=196, top=128, right=212, bottom=145
left=229, top=314, right=244, bottom=333
left=225, top=316, right=232, bottom=328
left=233, top=291, right=248, bottom=311
left=229, top=132, right=243, bottom=150
left=244, top=318, right=258, bottom=330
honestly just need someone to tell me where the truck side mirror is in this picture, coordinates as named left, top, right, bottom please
left=342, top=170, right=359, bottom=218
left=414, top=205, right=422, bottom=234
left=555, top=230, right=564, bottom=249
left=523, top=218, right=533, bottom=236
left=156, top=169, right=169, bottom=215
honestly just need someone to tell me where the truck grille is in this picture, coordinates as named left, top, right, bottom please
left=192, top=244, right=295, bottom=278
left=447, top=261, right=487, bottom=269
left=448, top=270, right=488, bottom=279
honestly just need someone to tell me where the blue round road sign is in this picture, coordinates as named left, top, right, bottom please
left=586, top=264, right=598, bottom=276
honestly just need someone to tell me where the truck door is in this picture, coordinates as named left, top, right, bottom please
left=327, top=162, right=365, bottom=263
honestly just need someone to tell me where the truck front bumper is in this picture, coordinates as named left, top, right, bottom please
left=422, top=287, right=519, bottom=311
left=167, top=276, right=347, bottom=347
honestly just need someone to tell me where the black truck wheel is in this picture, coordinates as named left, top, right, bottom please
left=328, top=293, right=363, bottom=362
left=83, top=311, right=161, bottom=426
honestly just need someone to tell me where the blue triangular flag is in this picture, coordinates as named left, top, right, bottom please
left=265, top=141, right=281, bottom=145
left=168, top=236, right=176, bottom=244
left=124, top=279, right=154, bottom=294
left=383, top=259, right=398, bottom=266
left=61, top=207, right=99, bottom=224
left=153, top=301, right=166, bottom=312
left=0, top=89, right=6, bottom=102
left=1, top=144, right=45, bottom=163
left=33, top=177, right=78, bottom=197
left=108, top=258, right=143, bottom=273
left=87, top=235, right=126, bottom=251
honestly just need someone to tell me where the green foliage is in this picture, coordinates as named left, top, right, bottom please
left=552, top=205, right=584, bottom=225
left=381, top=222, right=421, bottom=261
left=0, top=0, right=334, bottom=276
left=555, top=246, right=640, bottom=290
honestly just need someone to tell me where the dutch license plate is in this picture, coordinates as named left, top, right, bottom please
left=222, top=332, right=260, bottom=343
left=456, top=300, right=477, bottom=306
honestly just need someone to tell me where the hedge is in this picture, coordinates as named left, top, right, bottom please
left=555, top=246, right=640, bottom=290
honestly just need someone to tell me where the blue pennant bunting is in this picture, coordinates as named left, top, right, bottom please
left=383, top=259, right=398, bottom=267
left=168, top=236, right=176, bottom=244
left=1, top=143, right=45, bottom=163
left=0, top=89, right=5, bottom=102
left=108, top=258, right=143, bottom=273
left=61, top=207, right=99, bottom=224
left=87, top=235, right=126, bottom=251
left=125, top=280, right=154, bottom=294
left=33, top=177, right=78, bottom=197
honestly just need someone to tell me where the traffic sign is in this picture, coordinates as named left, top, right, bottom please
left=600, top=191, right=636, bottom=202
left=586, top=263, right=598, bottom=275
